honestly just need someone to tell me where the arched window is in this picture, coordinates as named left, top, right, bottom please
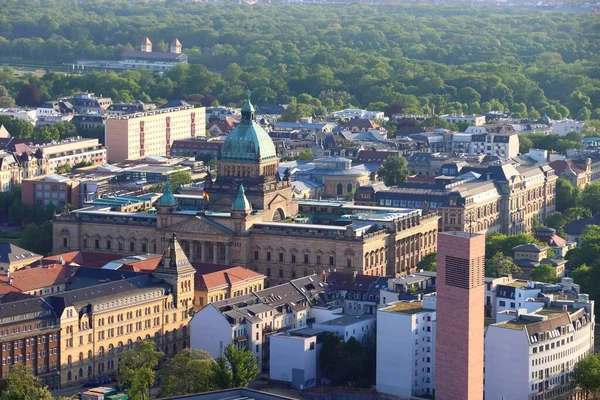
left=117, top=342, right=123, bottom=353
left=67, top=371, right=72, bottom=381
left=88, top=350, right=92, bottom=360
left=108, top=344, right=114, bottom=355
left=337, top=183, right=343, bottom=196
left=67, top=355, right=72, bottom=365
left=78, top=352, right=83, bottom=363
left=98, top=346, right=104, bottom=358
left=78, top=368, right=83, bottom=378
left=347, top=183, right=353, bottom=193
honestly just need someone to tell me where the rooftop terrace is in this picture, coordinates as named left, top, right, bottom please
left=381, top=301, right=425, bottom=315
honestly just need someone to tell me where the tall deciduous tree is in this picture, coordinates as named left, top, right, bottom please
left=572, top=354, right=600, bottom=399
left=0, top=363, right=54, bottom=400
left=158, top=349, right=215, bottom=398
left=485, top=253, right=522, bottom=278
left=416, top=252, right=437, bottom=272
left=377, top=155, right=409, bottom=187
left=15, top=84, right=41, bottom=107
left=529, top=264, right=556, bottom=283
left=117, top=340, right=163, bottom=400
left=555, top=178, right=577, bottom=212
left=211, top=344, right=259, bottom=389
left=578, top=182, right=600, bottom=215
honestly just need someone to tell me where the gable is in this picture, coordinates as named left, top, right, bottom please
left=166, top=216, right=233, bottom=236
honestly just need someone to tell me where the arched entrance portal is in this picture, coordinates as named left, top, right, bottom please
left=273, top=208, right=285, bottom=221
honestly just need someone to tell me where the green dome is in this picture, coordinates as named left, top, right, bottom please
left=159, top=181, right=176, bottom=207
left=221, top=93, right=277, bottom=162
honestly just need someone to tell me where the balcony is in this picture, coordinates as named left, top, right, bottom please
left=234, top=334, right=248, bottom=342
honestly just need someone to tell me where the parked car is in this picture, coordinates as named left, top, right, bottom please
left=84, top=379, right=100, bottom=388
left=109, top=373, right=118, bottom=382
left=99, top=376, right=112, bottom=385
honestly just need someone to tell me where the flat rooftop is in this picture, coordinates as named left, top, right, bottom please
left=503, top=280, right=529, bottom=288
left=317, top=314, right=375, bottom=327
left=381, top=301, right=425, bottom=315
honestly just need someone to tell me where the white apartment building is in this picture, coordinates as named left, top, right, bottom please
left=190, top=275, right=336, bottom=371
left=312, top=314, right=375, bottom=343
left=485, top=296, right=594, bottom=400
left=376, top=295, right=437, bottom=399
left=269, top=328, right=324, bottom=389
left=104, top=106, right=206, bottom=162
left=494, top=278, right=581, bottom=317
left=469, top=133, right=519, bottom=159
left=0, top=108, right=37, bottom=125
left=329, top=109, right=386, bottom=121
left=551, top=119, right=585, bottom=136
left=440, top=114, right=486, bottom=126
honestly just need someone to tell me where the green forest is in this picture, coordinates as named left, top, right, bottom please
left=0, top=0, right=598, bottom=119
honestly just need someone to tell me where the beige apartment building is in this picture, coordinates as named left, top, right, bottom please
left=41, top=138, right=106, bottom=174
left=58, top=235, right=194, bottom=387
left=105, top=106, right=206, bottom=162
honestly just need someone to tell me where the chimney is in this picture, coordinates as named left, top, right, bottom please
left=8, top=276, right=13, bottom=285
left=562, top=305, right=568, bottom=312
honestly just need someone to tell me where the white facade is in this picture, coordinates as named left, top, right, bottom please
left=551, top=120, right=585, bottom=136
left=485, top=298, right=595, bottom=400
left=190, top=301, right=309, bottom=371
left=269, top=329, right=322, bottom=389
left=440, top=114, right=486, bottom=126
left=0, top=108, right=37, bottom=125
left=376, top=296, right=436, bottom=398
left=329, top=109, right=385, bottom=121
left=189, top=304, right=234, bottom=359
left=313, top=315, right=375, bottom=343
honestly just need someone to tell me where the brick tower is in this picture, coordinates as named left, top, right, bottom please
left=435, top=231, right=485, bottom=400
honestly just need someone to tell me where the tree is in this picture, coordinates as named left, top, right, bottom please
left=0, top=363, right=54, bottom=400
left=117, top=340, right=163, bottom=400
left=519, top=135, right=533, bottom=154
left=15, top=84, right=41, bottom=107
left=0, top=96, right=16, bottom=108
left=485, top=232, right=541, bottom=259
left=556, top=178, right=578, bottom=212
left=416, top=252, right=437, bottom=272
left=572, top=354, right=600, bottom=399
left=485, top=253, right=521, bottom=278
left=211, top=353, right=233, bottom=390
left=169, top=170, right=192, bottom=191
left=33, top=125, right=59, bottom=141
left=377, top=155, right=409, bottom=187
left=578, top=182, right=600, bottom=215
left=158, top=349, right=215, bottom=398
left=320, top=333, right=341, bottom=379
left=296, top=150, right=313, bottom=161
left=529, top=264, right=556, bottom=283
left=545, top=212, right=565, bottom=230
left=563, top=206, right=592, bottom=224
left=19, top=221, right=53, bottom=255
left=0, top=116, right=34, bottom=139
left=211, top=343, right=259, bottom=389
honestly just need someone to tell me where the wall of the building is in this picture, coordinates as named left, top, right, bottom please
left=105, top=107, right=206, bottom=162
left=190, top=305, right=233, bottom=359
left=269, top=334, right=319, bottom=388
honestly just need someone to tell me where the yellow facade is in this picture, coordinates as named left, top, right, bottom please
left=58, top=236, right=195, bottom=387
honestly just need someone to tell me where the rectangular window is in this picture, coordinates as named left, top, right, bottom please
left=279, top=269, right=284, bottom=278
left=329, top=256, right=334, bottom=266
left=266, top=268, right=271, bottom=277
left=304, top=254, right=309, bottom=264
left=254, top=251, right=259, bottom=260
left=95, top=240, right=99, bottom=249
left=266, top=252, right=271, bottom=261
left=279, top=253, right=284, bottom=262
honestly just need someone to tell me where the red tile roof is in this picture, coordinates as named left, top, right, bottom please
left=341, top=119, right=380, bottom=130
left=196, top=266, right=264, bottom=291
left=43, top=251, right=126, bottom=268
left=0, top=264, right=73, bottom=292
left=549, top=160, right=586, bottom=175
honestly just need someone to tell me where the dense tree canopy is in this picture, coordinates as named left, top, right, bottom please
left=0, top=1, right=598, bottom=119
left=377, top=155, right=409, bottom=187
left=117, top=340, right=163, bottom=400
left=485, top=253, right=522, bottom=278
left=529, top=264, right=557, bottom=283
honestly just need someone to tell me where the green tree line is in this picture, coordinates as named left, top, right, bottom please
left=0, top=1, right=598, bottom=119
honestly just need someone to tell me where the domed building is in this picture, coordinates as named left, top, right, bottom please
left=204, top=92, right=297, bottom=220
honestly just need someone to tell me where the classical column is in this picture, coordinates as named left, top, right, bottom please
left=188, top=241, right=195, bottom=261
left=225, top=243, right=231, bottom=265
left=201, top=242, right=207, bottom=263
left=212, top=242, right=218, bottom=264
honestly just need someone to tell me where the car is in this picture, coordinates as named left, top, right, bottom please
left=109, top=374, right=118, bottom=382
left=99, top=376, right=112, bottom=385
left=83, top=379, right=101, bottom=388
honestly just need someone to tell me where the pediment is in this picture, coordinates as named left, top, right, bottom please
left=166, top=216, right=232, bottom=236
left=267, top=193, right=288, bottom=208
